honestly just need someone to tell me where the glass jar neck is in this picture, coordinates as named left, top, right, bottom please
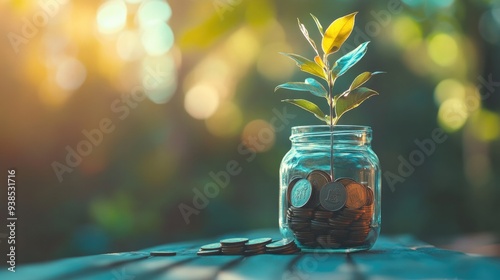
left=290, top=125, right=372, bottom=147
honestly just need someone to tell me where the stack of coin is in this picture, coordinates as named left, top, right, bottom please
left=198, top=237, right=288, bottom=256
left=265, top=239, right=301, bottom=254
left=220, top=238, right=248, bottom=255
left=244, top=237, right=272, bottom=255
left=286, top=170, right=375, bottom=248
left=197, top=242, right=222, bottom=256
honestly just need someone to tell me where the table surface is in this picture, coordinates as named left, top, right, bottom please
left=2, top=229, right=500, bottom=280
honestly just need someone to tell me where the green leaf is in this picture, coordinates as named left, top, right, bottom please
left=310, top=14, right=324, bottom=37
left=335, top=87, right=379, bottom=121
left=331, top=41, right=370, bottom=77
left=349, top=71, right=385, bottom=91
left=282, top=99, right=328, bottom=122
left=322, top=12, right=357, bottom=55
left=298, top=19, right=319, bottom=54
left=275, top=78, right=328, bottom=98
left=280, top=52, right=327, bottom=80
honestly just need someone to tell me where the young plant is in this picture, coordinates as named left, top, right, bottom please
left=275, top=12, right=384, bottom=125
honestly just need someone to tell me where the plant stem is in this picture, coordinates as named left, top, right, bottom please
left=328, top=71, right=335, bottom=181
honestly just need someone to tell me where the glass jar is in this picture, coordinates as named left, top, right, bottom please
left=279, top=125, right=381, bottom=253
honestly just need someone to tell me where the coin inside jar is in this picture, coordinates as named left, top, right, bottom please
left=287, top=177, right=302, bottom=205
left=290, top=179, right=313, bottom=208
left=345, top=182, right=368, bottom=209
left=319, top=182, right=347, bottom=211
left=307, top=170, right=331, bottom=190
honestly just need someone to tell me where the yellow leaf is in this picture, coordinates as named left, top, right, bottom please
left=314, top=55, right=325, bottom=69
left=280, top=53, right=327, bottom=80
left=321, top=12, right=357, bottom=55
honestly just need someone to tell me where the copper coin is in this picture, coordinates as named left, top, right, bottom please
left=319, top=182, right=347, bottom=211
left=307, top=170, right=331, bottom=190
left=290, top=179, right=312, bottom=208
left=345, top=182, right=368, bottom=209
left=365, top=187, right=374, bottom=206
left=335, top=177, right=356, bottom=187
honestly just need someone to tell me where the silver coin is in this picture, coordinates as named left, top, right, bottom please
left=319, top=182, right=347, bottom=211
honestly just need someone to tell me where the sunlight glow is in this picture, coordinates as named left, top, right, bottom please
left=141, top=22, right=174, bottom=56
left=96, top=0, right=127, bottom=34
left=241, top=120, right=275, bottom=153
left=434, top=79, right=465, bottom=105
left=137, top=0, right=172, bottom=28
left=184, top=84, right=220, bottom=120
left=205, top=102, right=243, bottom=138
left=55, top=57, right=87, bottom=91
left=438, top=98, right=468, bottom=132
left=427, top=33, right=458, bottom=67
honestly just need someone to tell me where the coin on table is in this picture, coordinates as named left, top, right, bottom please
left=290, top=179, right=312, bottom=208
left=345, top=182, right=367, bottom=209
left=220, top=238, right=249, bottom=247
left=197, top=249, right=221, bottom=256
left=200, top=242, right=222, bottom=251
left=319, top=182, right=347, bottom=211
left=245, top=237, right=273, bottom=248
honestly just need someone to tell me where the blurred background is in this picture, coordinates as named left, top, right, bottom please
left=1, top=0, right=499, bottom=263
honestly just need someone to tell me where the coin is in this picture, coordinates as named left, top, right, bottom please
left=265, top=239, right=295, bottom=250
left=150, top=251, right=176, bottom=256
left=307, top=170, right=331, bottom=191
left=197, top=249, right=221, bottom=256
left=287, top=177, right=375, bottom=249
left=290, top=179, right=313, bottom=208
left=245, top=237, right=273, bottom=247
left=319, top=182, right=347, bottom=211
left=365, top=187, right=374, bottom=206
left=335, top=177, right=356, bottom=186
left=266, top=239, right=300, bottom=254
left=345, top=182, right=367, bottom=209
left=287, top=177, right=302, bottom=205
left=200, top=242, right=222, bottom=251
left=220, top=238, right=249, bottom=247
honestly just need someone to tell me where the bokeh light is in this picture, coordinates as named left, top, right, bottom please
left=116, top=30, right=143, bottom=61
left=137, top=0, right=172, bottom=28
left=469, top=109, right=500, bottom=142
left=55, top=57, right=87, bottom=91
left=438, top=98, right=468, bottom=132
left=142, top=55, right=177, bottom=104
left=427, top=33, right=458, bottom=67
left=434, top=79, right=465, bottom=105
left=141, top=22, right=174, bottom=56
left=478, top=7, right=500, bottom=45
left=241, top=120, right=276, bottom=153
left=184, top=84, right=220, bottom=120
left=392, top=16, right=422, bottom=48
left=96, top=0, right=127, bottom=34
left=257, top=42, right=294, bottom=81
left=205, top=101, right=243, bottom=138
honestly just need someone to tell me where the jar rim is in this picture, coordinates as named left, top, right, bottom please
left=291, top=125, right=372, bottom=135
